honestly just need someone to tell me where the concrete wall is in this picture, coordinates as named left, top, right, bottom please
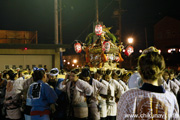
left=0, top=49, right=60, bottom=71
left=0, top=55, right=52, bottom=71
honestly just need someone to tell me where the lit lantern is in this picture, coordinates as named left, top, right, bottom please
left=95, top=24, right=103, bottom=36
left=102, top=41, right=111, bottom=52
left=125, top=46, right=134, bottom=56
left=74, top=42, right=82, bottom=53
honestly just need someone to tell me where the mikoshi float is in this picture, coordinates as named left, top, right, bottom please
left=74, top=23, right=133, bottom=72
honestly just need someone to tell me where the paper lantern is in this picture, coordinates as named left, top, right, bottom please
left=115, top=56, right=120, bottom=62
left=125, top=46, right=134, bottom=56
left=74, top=43, right=82, bottom=53
left=102, top=41, right=111, bottom=52
left=95, top=24, right=103, bottom=36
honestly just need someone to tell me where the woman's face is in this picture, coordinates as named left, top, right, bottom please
left=6, top=74, right=10, bottom=80
left=14, top=74, right=18, bottom=80
left=96, top=73, right=102, bottom=81
left=69, top=73, right=78, bottom=82
left=105, top=75, right=111, bottom=82
left=82, top=76, right=90, bottom=82
left=42, top=73, right=47, bottom=83
left=169, top=73, right=174, bottom=80
left=163, top=72, right=169, bottom=81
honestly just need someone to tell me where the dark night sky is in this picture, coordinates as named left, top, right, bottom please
left=0, top=0, right=179, bottom=54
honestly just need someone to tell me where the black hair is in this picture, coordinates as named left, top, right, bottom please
left=163, top=69, right=169, bottom=74
left=7, top=70, right=17, bottom=80
left=81, top=68, right=91, bottom=77
left=169, top=69, right=175, bottom=74
left=105, top=69, right=112, bottom=76
left=32, top=70, right=45, bottom=82
left=61, top=69, right=64, bottom=74
left=113, top=70, right=122, bottom=79
left=18, top=70, right=22, bottom=78
left=50, top=70, right=58, bottom=74
left=70, top=68, right=80, bottom=76
left=97, top=69, right=103, bottom=75
left=3, top=72, right=7, bottom=79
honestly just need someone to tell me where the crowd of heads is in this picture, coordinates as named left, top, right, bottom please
left=63, top=67, right=134, bottom=85
left=163, top=68, right=179, bottom=81
left=0, top=46, right=180, bottom=120
left=0, top=47, right=179, bottom=89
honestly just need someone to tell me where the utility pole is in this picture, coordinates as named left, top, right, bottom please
left=54, top=0, right=58, bottom=44
left=114, top=0, right=126, bottom=43
left=118, top=0, right=122, bottom=44
left=95, top=0, right=99, bottom=23
left=59, top=0, right=63, bottom=45
left=59, top=0, right=63, bottom=69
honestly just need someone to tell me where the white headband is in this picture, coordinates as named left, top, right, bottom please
left=49, top=68, right=59, bottom=76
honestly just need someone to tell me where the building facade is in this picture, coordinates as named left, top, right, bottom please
left=154, top=16, right=180, bottom=71
left=154, top=16, right=180, bottom=52
left=0, top=44, right=69, bottom=71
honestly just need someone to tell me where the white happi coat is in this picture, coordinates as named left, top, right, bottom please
left=106, top=79, right=124, bottom=116
left=117, top=88, right=179, bottom=120
left=89, top=78, right=107, bottom=106
left=171, top=78, right=180, bottom=87
left=98, top=79, right=109, bottom=118
left=4, top=77, right=24, bottom=119
left=166, top=80, right=179, bottom=95
left=88, top=78, right=108, bottom=120
left=59, top=79, right=93, bottom=118
left=118, top=79, right=129, bottom=92
left=159, top=78, right=171, bottom=91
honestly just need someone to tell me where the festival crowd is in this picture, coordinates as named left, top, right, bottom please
left=0, top=46, right=180, bottom=120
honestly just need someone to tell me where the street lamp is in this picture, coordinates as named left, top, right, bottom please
left=128, top=37, right=133, bottom=44
left=127, top=37, right=134, bottom=70
left=73, top=59, right=77, bottom=64
left=139, top=50, right=142, bottom=53
left=168, top=49, right=171, bottom=53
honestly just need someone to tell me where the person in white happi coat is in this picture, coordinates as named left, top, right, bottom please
left=112, top=70, right=129, bottom=92
left=162, top=69, right=179, bottom=95
left=59, top=69, right=93, bottom=120
left=81, top=68, right=108, bottom=120
left=168, top=69, right=180, bottom=114
left=169, top=69, right=180, bottom=87
left=117, top=46, right=179, bottom=120
left=158, top=76, right=171, bottom=91
left=104, top=69, right=124, bottom=120
left=95, top=69, right=109, bottom=120
left=4, top=69, right=24, bottom=120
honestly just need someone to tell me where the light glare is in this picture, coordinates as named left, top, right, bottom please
left=73, top=59, right=77, bottom=64
left=128, top=38, right=133, bottom=44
